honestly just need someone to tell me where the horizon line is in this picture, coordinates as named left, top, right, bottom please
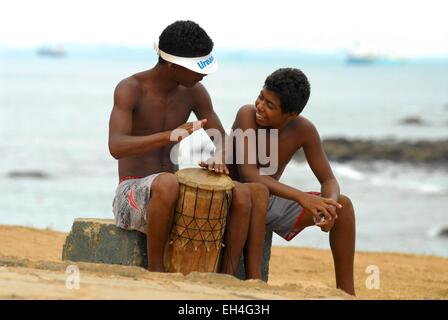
left=1, top=44, right=448, bottom=60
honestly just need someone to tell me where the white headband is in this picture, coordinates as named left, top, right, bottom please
left=153, top=42, right=218, bottom=75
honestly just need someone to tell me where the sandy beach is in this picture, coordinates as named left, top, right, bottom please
left=0, top=224, right=447, bottom=300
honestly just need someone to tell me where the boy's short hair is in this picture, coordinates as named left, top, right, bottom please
left=264, top=68, right=311, bottom=114
left=158, top=20, right=214, bottom=63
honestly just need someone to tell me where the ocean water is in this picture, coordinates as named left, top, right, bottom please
left=1, top=49, right=447, bottom=257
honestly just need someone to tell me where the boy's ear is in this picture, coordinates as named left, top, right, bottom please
left=287, top=112, right=299, bottom=121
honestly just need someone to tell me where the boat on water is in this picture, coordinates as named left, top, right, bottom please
left=345, top=43, right=405, bottom=65
left=37, top=45, right=66, bottom=58
left=346, top=52, right=379, bottom=64
left=346, top=52, right=405, bottom=65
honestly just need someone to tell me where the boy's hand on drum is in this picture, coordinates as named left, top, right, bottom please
left=171, top=119, right=207, bottom=142
left=199, top=157, right=230, bottom=175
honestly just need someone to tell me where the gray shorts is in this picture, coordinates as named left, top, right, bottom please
left=112, top=173, right=162, bottom=234
left=266, top=192, right=320, bottom=241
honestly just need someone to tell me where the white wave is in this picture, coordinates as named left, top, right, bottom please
left=333, top=164, right=365, bottom=180
left=369, top=176, right=446, bottom=195
left=416, top=184, right=446, bottom=194
left=427, top=226, right=448, bottom=238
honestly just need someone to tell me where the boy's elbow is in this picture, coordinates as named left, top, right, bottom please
left=108, top=140, right=122, bottom=159
left=109, top=147, right=120, bottom=160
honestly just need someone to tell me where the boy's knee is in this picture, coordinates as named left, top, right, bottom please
left=151, top=173, right=179, bottom=200
left=339, top=194, right=353, bottom=210
left=337, top=195, right=355, bottom=222
left=232, top=182, right=252, bottom=211
left=247, top=182, right=269, bottom=200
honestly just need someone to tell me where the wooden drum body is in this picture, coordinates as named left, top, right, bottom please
left=164, top=168, right=234, bottom=274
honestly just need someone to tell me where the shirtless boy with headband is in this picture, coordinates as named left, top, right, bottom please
left=108, top=21, right=268, bottom=279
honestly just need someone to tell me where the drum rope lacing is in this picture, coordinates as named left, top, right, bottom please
left=168, top=185, right=232, bottom=252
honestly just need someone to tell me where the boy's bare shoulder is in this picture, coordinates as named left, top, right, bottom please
left=189, top=82, right=210, bottom=100
left=237, top=104, right=256, bottom=117
left=293, top=115, right=320, bottom=139
left=233, top=104, right=257, bottom=126
left=115, top=76, right=142, bottom=95
left=295, top=115, right=315, bottom=129
left=229, top=105, right=256, bottom=130
left=113, top=76, right=142, bottom=109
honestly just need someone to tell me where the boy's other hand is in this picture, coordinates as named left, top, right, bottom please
left=177, top=119, right=207, bottom=134
left=171, top=119, right=207, bottom=142
left=299, top=193, right=341, bottom=223
left=314, top=207, right=336, bottom=232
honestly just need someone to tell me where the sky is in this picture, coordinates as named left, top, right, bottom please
left=1, top=0, right=447, bottom=57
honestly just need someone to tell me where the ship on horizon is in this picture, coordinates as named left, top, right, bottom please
left=346, top=43, right=405, bottom=65
left=37, top=44, right=66, bottom=58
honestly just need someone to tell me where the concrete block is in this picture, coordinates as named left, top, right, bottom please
left=62, top=218, right=147, bottom=268
left=62, top=218, right=273, bottom=281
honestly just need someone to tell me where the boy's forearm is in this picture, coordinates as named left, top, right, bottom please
left=321, top=178, right=340, bottom=201
left=109, top=131, right=172, bottom=159
left=203, top=111, right=229, bottom=154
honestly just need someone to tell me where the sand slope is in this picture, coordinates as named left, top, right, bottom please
left=0, top=225, right=447, bottom=300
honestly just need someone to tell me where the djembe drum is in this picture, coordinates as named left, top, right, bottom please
left=163, top=168, right=234, bottom=275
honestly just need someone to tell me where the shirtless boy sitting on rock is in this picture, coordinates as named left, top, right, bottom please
left=108, top=20, right=268, bottom=279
